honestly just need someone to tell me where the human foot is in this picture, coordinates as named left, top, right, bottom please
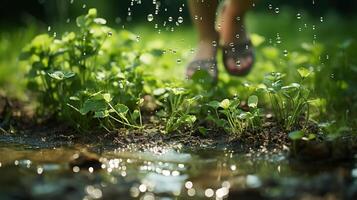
left=186, top=39, right=219, bottom=82
left=218, top=2, right=255, bottom=76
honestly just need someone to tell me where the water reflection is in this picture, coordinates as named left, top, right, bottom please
left=0, top=143, right=355, bottom=199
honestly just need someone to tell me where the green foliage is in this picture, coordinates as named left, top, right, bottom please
left=20, top=9, right=151, bottom=131
left=207, top=96, right=261, bottom=136
left=155, top=87, right=199, bottom=133
left=13, top=8, right=356, bottom=138
left=261, top=69, right=311, bottom=131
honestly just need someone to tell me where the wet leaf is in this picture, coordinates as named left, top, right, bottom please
left=94, top=110, right=109, bottom=118
left=248, top=95, right=258, bottom=108
left=102, top=93, right=112, bottom=103
left=288, top=130, right=304, bottom=140
left=48, top=71, right=75, bottom=80
left=297, top=67, right=311, bottom=78
left=207, top=101, right=220, bottom=109
left=80, top=98, right=107, bottom=115
left=76, top=16, right=86, bottom=28
left=131, top=109, right=140, bottom=121
left=115, top=104, right=129, bottom=114
left=220, top=99, right=230, bottom=109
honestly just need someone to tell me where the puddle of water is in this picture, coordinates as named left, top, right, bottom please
left=0, top=141, right=356, bottom=200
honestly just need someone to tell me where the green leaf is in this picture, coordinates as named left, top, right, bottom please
left=307, top=133, right=316, bottom=140
left=207, top=101, right=220, bottom=109
left=76, top=16, right=86, bottom=28
left=220, top=99, right=230, bottom=110
left=288, top=130, right=305, bottom=140
left=248, top=95, right=258, bottom=108
left=198, top=126, right=207, bottom=135
left=80, top=98, right=107, bottom=115
left=114, top=104, right=129, bottom=114
left=94, top=18, right=107, bottom=25
left=48, top=71, right=75, bottom=80
left=69, top=96, right=80, bottom=101
left=183, top=115, right=197, bottom=124
left=297, top=67, right=311, bottom=78
left=87, top=8, right=97, bottom=18
left=94, top=110, right=109, bottom=118
left=131, top=109, right=140, bottom=121
left=103, top=93, right=112, bottom=103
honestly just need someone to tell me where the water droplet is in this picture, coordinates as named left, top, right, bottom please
left=296, top=13, right=302, bottom=19
left=212, top=41, right=217, bottom=47
left=236, top=16, right=241, bottom=21
left=177, top=58, right=182, bottom=64
left=108, top=32, right=113, bottom=37
left=178, top=16, right=183, bottom=24
left=168, top=16, right=173, bottom=22
left=320, top=17, right=324, bottom=22
left=147, top=14, right=154, bottom=22
left=268, top=4, right=273, bottom=10
left=47, top=26, right=51, bottom=31
left=275, top=7, right=280, bottom=14
left=283, top=49, right=288, bottom=56
left=82, top=4, right=86, bottom=9
left=236, top=60, right=241, bottom=67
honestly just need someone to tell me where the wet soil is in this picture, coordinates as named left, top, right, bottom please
left=1, top=97, right=357, bottom=200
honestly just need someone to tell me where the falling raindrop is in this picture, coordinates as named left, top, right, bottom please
left=212, top=41, right=217, bottom=47
left=320, top=17, right=324, bottom=22
left=268, top=4, right=273, bottom=10
left=147, top=14, right=154, bottom=22
left=283, top=50, right=288, bottom=57
left=82, top=4, right=86, bottom=9
left=275, top=7, right=280, bottom=14
left=168, top=16, right=173, bottom=22
left=236, top=60, right=241, bottom=67
left=296, top=13, right=302, bottom=19
left=178, top=16, right=184, bottom=24
left=47, top=26, right=51, bottom=31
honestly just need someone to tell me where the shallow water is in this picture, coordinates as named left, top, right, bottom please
left=0, top=138, right=356, bottom=200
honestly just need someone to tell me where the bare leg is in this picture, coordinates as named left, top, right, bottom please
left=188, top=0, right=219, bottom=60
left=220, top=0, right=253, bottom=44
